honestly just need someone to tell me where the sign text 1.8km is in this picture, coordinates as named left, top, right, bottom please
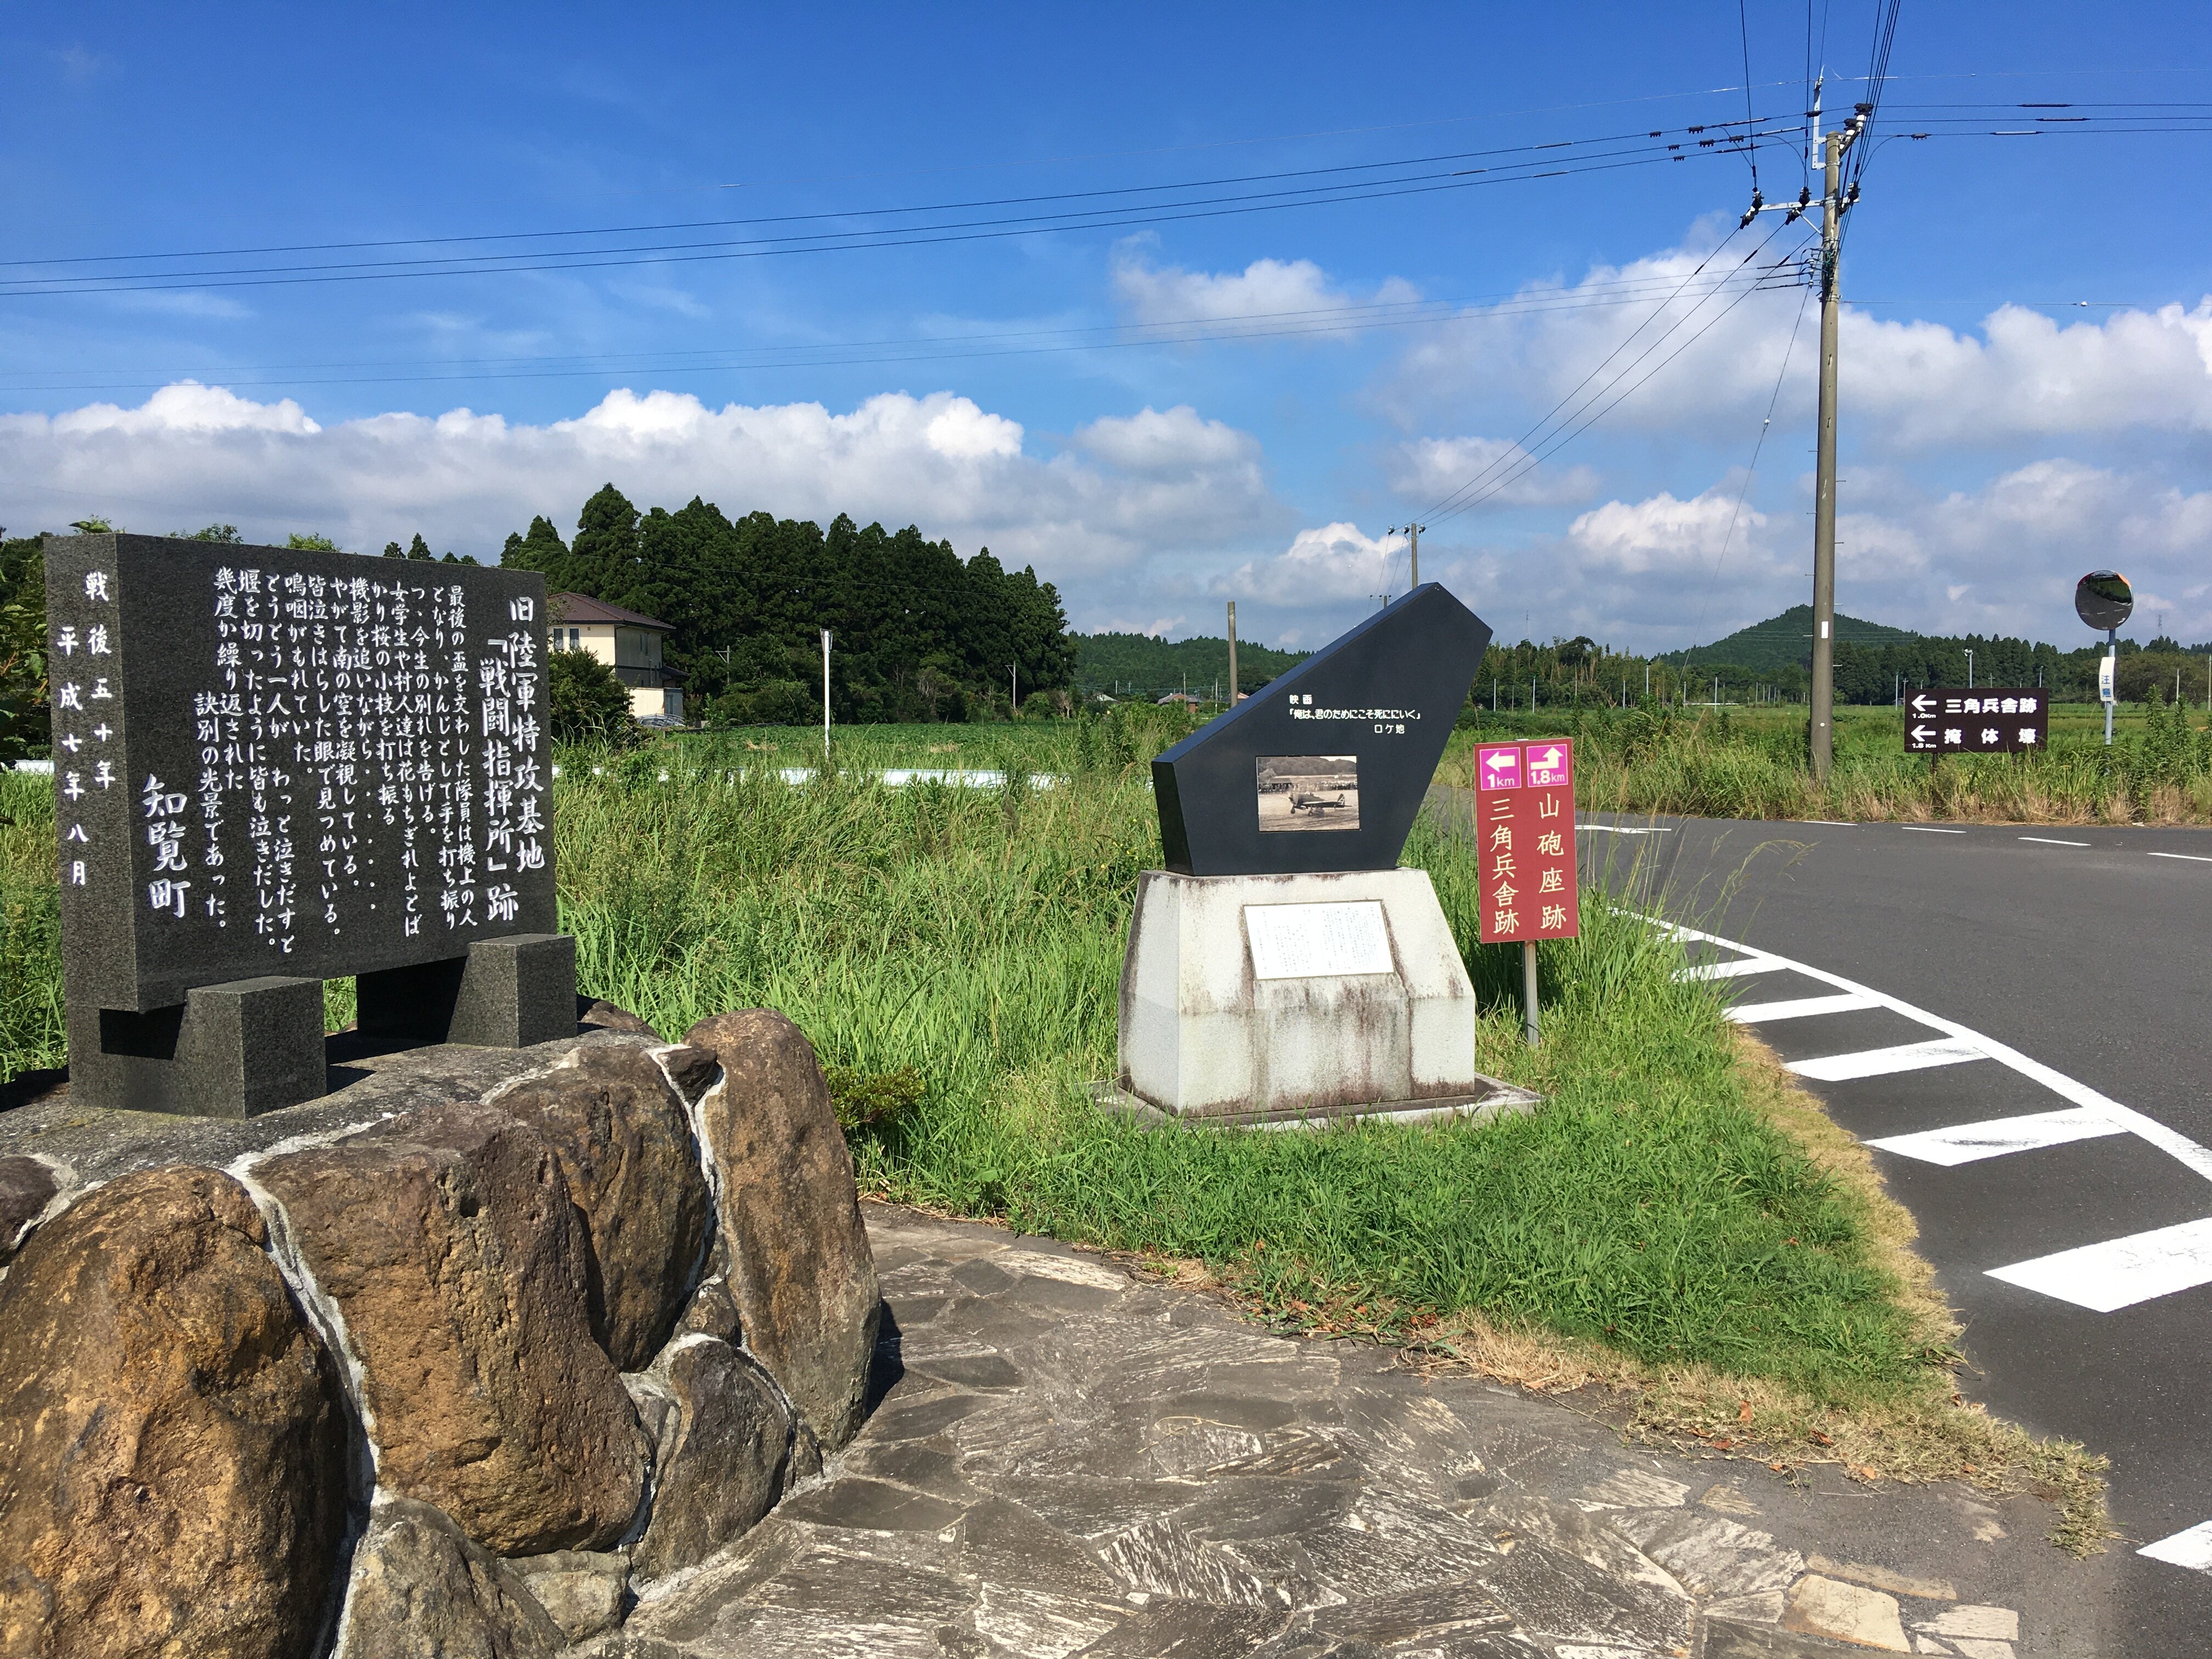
left=1904, top=689, right=2049, bottom=755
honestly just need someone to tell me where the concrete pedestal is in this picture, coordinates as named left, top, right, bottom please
left=65, top=975, right=328, bottom=1119
left=357, top=933, right=578, bottom=1049
left=1116, top=869, right=1514, bottom=1124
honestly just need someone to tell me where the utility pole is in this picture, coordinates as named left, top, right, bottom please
left=821, top=629, right=832, bottom=758
left=1389, top=523, right=1426, bottom=589
left=1808, top=109, right=1865, bottom=781
left=1009, top=663, right=1018, bottom=717
left=1227, top=600, right=1239, bottom=703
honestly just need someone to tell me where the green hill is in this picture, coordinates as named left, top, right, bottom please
left=1659, top=605, right=1917, bottom=670
left=1075, top=631, right=1308, bottom=698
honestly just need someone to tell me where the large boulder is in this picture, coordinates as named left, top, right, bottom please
left=333, top=1497, right=563, bottom=1659
left=492, top=1045, right=713, bottom=1369
left=0, top=1154, right=60, bottom=1263
left=253, top=1101, right=648, bottom=1555
left=683, top=1010, right=882, bottom=1449
left=0, top=1166, right=348, bottom=1659
left=627, top=1335, right=793, bottom=1583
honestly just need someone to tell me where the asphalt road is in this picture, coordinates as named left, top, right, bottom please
left=1583, top=812, right=2212, bottom=1656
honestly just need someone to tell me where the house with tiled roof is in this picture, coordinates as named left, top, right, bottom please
left=548, top=592, right=686, bottom=724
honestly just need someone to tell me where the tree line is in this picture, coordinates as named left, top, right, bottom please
left=500, top=485, right=1075, bottom=725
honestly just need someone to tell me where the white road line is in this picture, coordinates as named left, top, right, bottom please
left=1867, top=1107, right=2128, bottom=1167
left=1900, top=825, right=1966, bottom=834
left=1726, top=992, right=1881, bottom=1023
left=1985, top=1217, right=2212, bottom=1313
left=2146, top=850, right=2212, bottom=865
left=2018, top=836, right=2089, bottom=848
left=1802, top=820, right=1855, bottom=826
left=1645, top=918, right=2212, bottom=1186
left=2140, top=1517, right=2212, bottom=1572
left=1675, top=956, right=1791, bottom=981
left=1578, top=825, right=1674, bottom=836
left=1787, top=1038, right=1990, bottom=1082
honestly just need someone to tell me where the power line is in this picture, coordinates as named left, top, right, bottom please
left=0, top=120, right=1805, bottom=298
left=1429, top=235, right=1813, bottom=525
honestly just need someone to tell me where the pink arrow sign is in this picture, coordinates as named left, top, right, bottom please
left=1477, top=744, right=1522, bottom=791
left=1526, top=741, right=1572, bottom=788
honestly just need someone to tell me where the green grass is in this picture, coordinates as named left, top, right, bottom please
left=539, top=741, right=1933, bottom=1406
left=1447, top=699, right=2212, bottom=824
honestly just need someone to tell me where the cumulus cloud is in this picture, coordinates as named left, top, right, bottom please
left=0, top=381, right=1284, bottom=580
left=1111, top=242, right=1419, bottom=337
left=1214, top=521, right=1404, bottom=608
left=1381, top=222, right=2212, bottom=452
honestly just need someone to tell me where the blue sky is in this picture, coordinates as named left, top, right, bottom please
left=5, top=3, right=2211, bottom=652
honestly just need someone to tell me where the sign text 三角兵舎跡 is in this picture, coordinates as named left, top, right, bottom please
left=1472, top=741, right=1579, bottom=944
left=1903, top=689, right=2049, bottom=755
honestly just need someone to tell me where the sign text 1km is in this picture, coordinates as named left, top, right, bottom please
left=1472, top=740, right=1579, bottom=944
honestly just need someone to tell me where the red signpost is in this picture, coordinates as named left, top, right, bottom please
left=1472, top=740, right=1579, bottom=1045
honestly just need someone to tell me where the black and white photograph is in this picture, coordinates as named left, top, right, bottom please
left=1255, top=755, right=1359, bottom=832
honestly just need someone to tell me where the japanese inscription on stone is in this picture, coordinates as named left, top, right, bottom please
left=1243, top=900, right=1395, bottom=980
left=46, top=535, right=557, bottom=1012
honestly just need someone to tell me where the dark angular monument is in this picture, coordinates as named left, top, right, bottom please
left=1152, top=584, right=1492, bottom=876
left=1117, top=584, right=1523, bottom=1126
left=44, top=534, right=573, bottom=1116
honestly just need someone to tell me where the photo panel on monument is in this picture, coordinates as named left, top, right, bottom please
left=1153, top=585, right=1493, bottom=876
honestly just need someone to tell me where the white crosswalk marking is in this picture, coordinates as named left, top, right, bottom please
left=1867, top=1107, right=2128, bottom=1167
left=1786, top=1038, right=1988, bottom=1082
left=2140, top=1517, right=2212, bottom=1572
left=1726, top=992, right=1880, bottom=1023
left=1675, top=956, right=1788, bottom=981
left=1985, top=1217, right=2212, bottom=1312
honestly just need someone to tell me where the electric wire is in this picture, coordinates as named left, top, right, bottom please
left=1426, top=228, right=1812, bottom=526
left=0, top=120, right=1805, bottom=298
left=1694, top=287, right=1814, bottom=645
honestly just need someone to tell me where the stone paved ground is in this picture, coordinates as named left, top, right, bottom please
left=608, top=1205, right=2123, bottom=1659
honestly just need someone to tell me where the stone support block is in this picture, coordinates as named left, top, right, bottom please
left=65, top=973, right=326, bottom=1118
left=357, top=933, right=576, bottom=1049
left=1118, top=868, right=1480, bottom=1120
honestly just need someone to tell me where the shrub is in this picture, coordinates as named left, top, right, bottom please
left=548, top=649, right=635, bottom=745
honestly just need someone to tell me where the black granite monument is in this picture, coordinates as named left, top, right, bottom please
left=44, top=534, right=574, bottom=1116
left=1151, top=584, right=1491, bottom=876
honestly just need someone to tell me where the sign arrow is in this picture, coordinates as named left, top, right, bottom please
left=1533, top=745, right=1563, bottom=770
left=1910, top=693, right=1938, bottom=715
left=1910, top=724, right=1937, bottom=744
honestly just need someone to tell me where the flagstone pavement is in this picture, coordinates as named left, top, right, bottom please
left=603, top=1204, right=2119, bottom=1658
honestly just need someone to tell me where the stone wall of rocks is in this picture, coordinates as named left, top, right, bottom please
left=0, top=1006, right=880, bottom=1658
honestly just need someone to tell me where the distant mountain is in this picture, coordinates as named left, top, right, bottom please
left=1075, top=630, right=1308, bottom=697
left=1658, top=605, right=1917, bottom=670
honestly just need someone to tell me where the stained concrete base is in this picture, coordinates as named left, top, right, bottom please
left=1087, top=1077, right=1538, bottom=1131
left=1118, top=868, right=1482, bottom=1121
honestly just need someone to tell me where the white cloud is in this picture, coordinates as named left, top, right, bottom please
left=1383, top=222, right=2212, bottom=452
left=1387, top=435, right=1599, bottom=510
left=0, top=382, right=1282, bottom=579
left=1215, top=521, right=1403, bottom=607
left=1111, top=242, right=1419, bottom=337
left=1565, top=488, right=1770, bottom=577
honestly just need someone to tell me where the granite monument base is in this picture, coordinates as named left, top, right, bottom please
left=1118, top=868, right=1503, bottom=1122
left=357, top=933, right=579, bottom=1048
left=63, top=935, right=579, bottom=1118
left=65, top=974, right=328, bottom=1119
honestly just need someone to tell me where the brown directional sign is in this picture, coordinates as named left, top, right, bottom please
left=1904, top=688, right=2049, bottom=754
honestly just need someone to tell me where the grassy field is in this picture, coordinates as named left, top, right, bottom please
left=0, top=727, right=2107, bottom=1539
left=1448, top=699, right=2212, bottom=824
